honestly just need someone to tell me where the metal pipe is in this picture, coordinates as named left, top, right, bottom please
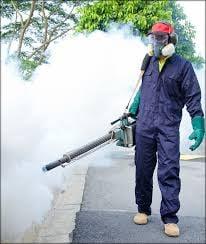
left=42, top=133, right=113, bottom=172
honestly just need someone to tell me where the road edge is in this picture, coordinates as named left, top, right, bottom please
left=21, top=163, right=89, bottom=243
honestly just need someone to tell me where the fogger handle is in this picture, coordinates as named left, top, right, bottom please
left=111, top=113, right=132, bottom=125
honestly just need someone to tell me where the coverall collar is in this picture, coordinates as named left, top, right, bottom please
left=152, top=53, right=176, bottom=74
left=153, top=53, right=176, bottom=64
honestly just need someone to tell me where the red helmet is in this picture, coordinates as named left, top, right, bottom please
left=151, top=22, right=174, bottom=34
left=148, top=21, right=178, bottom=45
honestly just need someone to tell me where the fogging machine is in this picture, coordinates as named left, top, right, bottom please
left=42, top=113, right=136, bottom=172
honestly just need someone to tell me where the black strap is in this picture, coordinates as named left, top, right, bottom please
left=125, top=53, right=152, bottom=111
left=141, top=53, right=152, bottom=71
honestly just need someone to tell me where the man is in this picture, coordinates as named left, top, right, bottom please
left=129, top=21, right=205, bottom=237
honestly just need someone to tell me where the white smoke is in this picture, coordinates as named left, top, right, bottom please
left=1, top=24, right=205, bottom=241
left=1, top=26, right=146, bottom=241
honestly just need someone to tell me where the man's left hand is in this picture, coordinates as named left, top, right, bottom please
left=189, top=116, right=205, bottom=151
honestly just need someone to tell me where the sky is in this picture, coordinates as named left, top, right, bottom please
left=178, top=0, right=205, bottom=57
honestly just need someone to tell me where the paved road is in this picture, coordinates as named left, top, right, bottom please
left=72, top=148, right=205, bottom=243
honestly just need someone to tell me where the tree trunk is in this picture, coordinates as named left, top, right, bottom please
left=17, top=0, right=36, bottom=56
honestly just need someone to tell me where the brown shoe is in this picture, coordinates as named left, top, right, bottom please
left=133, top=212, right=148, bottom=225
left=164, top=223, right=180, bottom=237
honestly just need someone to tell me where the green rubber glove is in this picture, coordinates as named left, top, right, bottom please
left=129, top=89, right=141, bottom=119
left=189, top=116, right=205, bottom=151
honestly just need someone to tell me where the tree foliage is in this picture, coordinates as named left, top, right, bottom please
left=167, top=1, right=204, bottom=69
left=1, top=0, right=83, bottom=79
left=76, top=0, right=171, bottom=34
left=1, top=0, right=204, bottom=80
left=76, top=0, right=204, bottom=68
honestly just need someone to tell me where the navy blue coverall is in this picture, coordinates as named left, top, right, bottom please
left=135, top=53, right=204, bottom=224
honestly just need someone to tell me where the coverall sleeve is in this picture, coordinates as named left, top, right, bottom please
left=181, top=62, right=204, bottom=119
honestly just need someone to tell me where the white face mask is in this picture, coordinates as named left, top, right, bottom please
left=147, top=34, right=175, bottom=57
left=161, top=43, right=175, bottom=57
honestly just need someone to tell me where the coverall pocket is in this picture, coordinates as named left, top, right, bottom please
left=141, top=105, right=154, bottom=125
left=144, top=70, right=152, bottom=76
left=171, top=107, right=182, bottom=125
left=164, top=76, right=182, bottom=98
left=142, top=70, right=152, bottom=85
left=162, top=105, right=181, bottom=128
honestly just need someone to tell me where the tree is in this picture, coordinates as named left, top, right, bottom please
left=1, top=0, right=83, bottom=79
left=76, top=0, right=172, bottom=35
left=168, top=1, right=204, bottom=69
left=1, top=0, right=204, bottom=80
left=76, top=0, right=204, bottom=68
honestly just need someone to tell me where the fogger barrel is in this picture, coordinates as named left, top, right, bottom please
left=42, top=113, right=136, bottom=172
left=42, top=132, right=114, bottom=172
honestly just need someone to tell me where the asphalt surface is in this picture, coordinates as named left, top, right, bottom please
left=72, top=148, right=205, bottom=243
left=73, top=211, right=205, bottom=243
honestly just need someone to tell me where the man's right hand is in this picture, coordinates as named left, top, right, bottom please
left=129, top=89, right=141, bottom=119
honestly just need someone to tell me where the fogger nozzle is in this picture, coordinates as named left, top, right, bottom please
left=42, top=166, right=47, bottom=173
